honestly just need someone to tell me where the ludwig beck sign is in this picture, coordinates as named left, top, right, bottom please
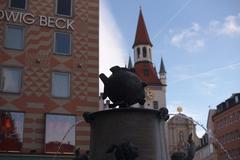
left=0, top=9, right=74, bottom=30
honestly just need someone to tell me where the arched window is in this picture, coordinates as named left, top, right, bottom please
left=143, top=47, right=147, bottom=58
left=137, top=47, right=140, bottom=58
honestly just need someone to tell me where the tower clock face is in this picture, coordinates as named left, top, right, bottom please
left=145, top=88, right=154, bottom=102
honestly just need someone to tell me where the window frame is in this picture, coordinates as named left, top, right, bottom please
left=153, top=101, right=159, bottom=109
left=44, top=113, right=76, bottom=154
left=4, top=24, right=25, bottom=50
left=55, top=0, right=73, bottom=17
left=9, top=0, right=27, bottom=10
left=0, top=66, right=22, bottom=94
left=54, top=31, right=72, bottom=56
left=51, top=71, right=71, bottom=98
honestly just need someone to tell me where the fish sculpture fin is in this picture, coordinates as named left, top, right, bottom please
left=99, top=73, right=108, bottom=85
left=110, top=66, right=121, bottom=72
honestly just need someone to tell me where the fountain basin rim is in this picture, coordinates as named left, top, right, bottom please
left=90, top=108, right=160, bottom=118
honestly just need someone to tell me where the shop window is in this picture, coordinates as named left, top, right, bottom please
left=0, top=111, right=24, bottom=152
left=45, top=114, right=75, bottom=153
left=0, top=67, right=21, bottom=93
left=56, top=0, right=72, bottom=16
left=5, top=25, right=24, bottom=50
left=10, top=0, right=26, bottom=9
left=54, top=32, right=71, bottom=55
left=52, top=72, right=70, bottom=98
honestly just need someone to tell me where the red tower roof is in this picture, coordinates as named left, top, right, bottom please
left=132, top=9, right=153, bottom=48
left=135, top=62, right=162, bottom=85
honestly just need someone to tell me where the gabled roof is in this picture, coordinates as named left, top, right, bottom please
left=132, top=9, right=152, bottom=48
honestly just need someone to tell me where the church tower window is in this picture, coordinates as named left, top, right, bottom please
left=149, top=48, right=151, bottom=59
left=137, top=47, right=140, bottom=58
left=143, top=47, right=147, bottom=58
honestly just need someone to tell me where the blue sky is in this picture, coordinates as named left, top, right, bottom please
left=99, top=0, right=240, bottom=136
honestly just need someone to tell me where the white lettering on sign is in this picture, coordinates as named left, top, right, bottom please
left=66, top=19, right=74, bottom=30
left=39, top=15, right=47, bottom=26
left=23, top=13, right=35, bottom=24
left=0, top=9, right=74, bottom=30
left=0, top=10, right=4, bottom=20
left=4, top=10, right=22, bottom=22
left=39, top=16, right=74, bottom=30
left=55, top=18, right=66, bottom=29
left=47, top=16, right=55, bottom=28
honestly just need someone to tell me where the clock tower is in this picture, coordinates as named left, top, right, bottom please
left=128, top=8, right=167, bottom=109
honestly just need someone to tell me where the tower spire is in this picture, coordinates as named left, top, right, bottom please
left=128, top=56, right=133, bottom=69
left=159, top=57, right=166, bottom=74
left=159, top=57, right=167, bottom=86
left=132, top=8, right=152, bottom=48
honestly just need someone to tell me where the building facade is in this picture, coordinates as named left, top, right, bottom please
left=0, top=0, right=99, bottom=159
left=194, top=109, right=217, bottom=160
left=212, top=93, right=240, bottom=160
left=167, top=113, right=200, bottom=157
left=128, top=9, right=167, bottom=110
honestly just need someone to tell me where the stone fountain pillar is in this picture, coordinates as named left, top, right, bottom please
left=85, top=66, right=171, bottom=159
left=84, top=107, right=170, bottom=160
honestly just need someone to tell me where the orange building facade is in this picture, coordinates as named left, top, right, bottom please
left=212, top=93, right=240, bottom=160
left=0, top=0, right=99, bottom=159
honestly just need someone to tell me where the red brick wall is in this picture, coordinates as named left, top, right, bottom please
left=212, top=103, right=240, bottom=160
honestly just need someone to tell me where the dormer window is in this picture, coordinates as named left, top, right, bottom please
left=143, top=68, right=149, bottom=76
left=235, top=96, right=239, bottom=103
left=143, top=47, right=147, bottom=58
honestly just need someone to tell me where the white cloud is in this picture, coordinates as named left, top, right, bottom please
left=170, top=23, right=205, bottom=53
left=222, top=16, right=240, bottom=35
left=170, top=13, right=240, bottom=53
left=209, top=13, right=240, bottom=36
left=99, top=0, right=127, bottom=92
left=192, top=22, right=200, bottom=31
